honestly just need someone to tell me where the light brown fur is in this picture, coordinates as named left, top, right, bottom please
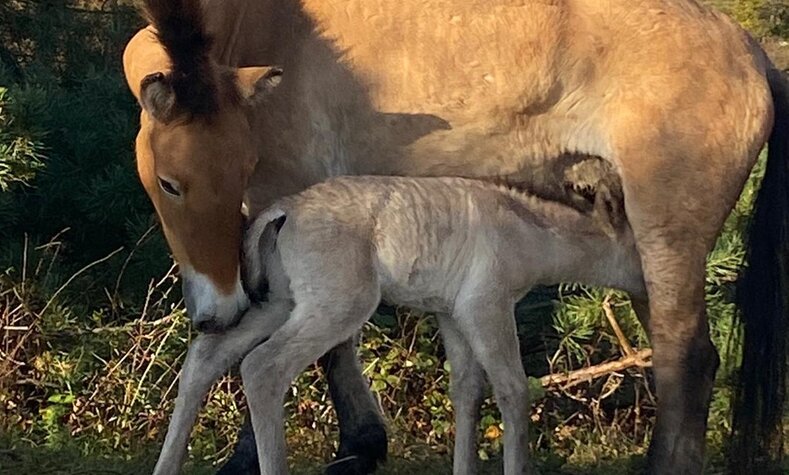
left=124, top=0, right=773, bottom=284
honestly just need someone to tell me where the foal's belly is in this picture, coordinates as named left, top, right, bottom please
left=373, top=219, right=478, bottom=315
left=377, top=269, right=458, bottom=315
left=375, top=241, right=473, bottom=314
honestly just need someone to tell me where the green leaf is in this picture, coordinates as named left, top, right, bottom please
left=47, top=393, right=75, bottom=405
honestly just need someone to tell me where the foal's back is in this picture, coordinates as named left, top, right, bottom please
left=274, top=176, right=644, bottom=308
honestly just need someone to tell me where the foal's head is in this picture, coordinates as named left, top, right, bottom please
left=126, top=0, right=282, bottom=331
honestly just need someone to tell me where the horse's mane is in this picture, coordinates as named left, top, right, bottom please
left=142, top=0, right=224, bottom=116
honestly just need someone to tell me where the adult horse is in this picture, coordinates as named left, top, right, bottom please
left=123, top=0, right=787, bottom=473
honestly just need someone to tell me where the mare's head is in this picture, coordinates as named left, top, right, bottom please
left=125, top=0, right=282, bottom=332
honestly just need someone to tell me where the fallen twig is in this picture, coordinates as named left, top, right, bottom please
left=602, top=295, right=655, bottom=403
left=540, top=348, right=652, bottom=388
left=602, top=295, right=636, bottom=357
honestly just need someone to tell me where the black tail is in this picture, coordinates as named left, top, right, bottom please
left=141, top=0, right=218, bottom=115
left=733, top=68, right=789, bottom=472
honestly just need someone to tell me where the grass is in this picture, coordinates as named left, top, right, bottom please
left=3, top=434, right=764, bottom=475
left=0, top=437, right=644, bottom=475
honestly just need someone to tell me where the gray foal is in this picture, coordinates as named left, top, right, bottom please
left=154, top=176, right=644, bottom=475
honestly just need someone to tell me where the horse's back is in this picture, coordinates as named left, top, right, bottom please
left=295, top=0, right=771, bottom=114
left=286, top=0, right=775, bottom=173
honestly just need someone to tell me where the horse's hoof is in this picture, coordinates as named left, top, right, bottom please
left=215, top=457, right=260, bottom=475
left=325, top=456, right=375, bottom=475
left=215, top=432, right=260, bottom=475
left=326, top=424, right=387, bottom=475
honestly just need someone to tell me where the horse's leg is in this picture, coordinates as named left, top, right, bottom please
left=632, top=282, right=715, bottom=473
left=321, top=336, right=388, bottom=475
left=436, top=313, right=486, bottom=475
left=241, top=287, right=381, bottom=475
left=220, top=343, right=387, bottom=475
left=613, top=131, right=762, bottom=472
left=636, top=239, right=719, bottom=474
left=452, top=295, right=532, bottom=475
left=622, top=194, right=719, bottom=475
left=154, top=300, right=291, bottom=475
left=215, top=416, right=259, bottom=475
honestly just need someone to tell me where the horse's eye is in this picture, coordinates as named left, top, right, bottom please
left=158, top=177, right=181, bottom=197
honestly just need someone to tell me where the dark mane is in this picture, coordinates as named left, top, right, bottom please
left=142, top=0, right=222, bottom=116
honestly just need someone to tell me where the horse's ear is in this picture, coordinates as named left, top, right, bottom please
left=140, top=72, right=177, bottom=123
left=236, top=66, right=283, bottom=106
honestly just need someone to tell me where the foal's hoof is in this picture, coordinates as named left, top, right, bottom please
left=326, top=424, right=388, bottom=475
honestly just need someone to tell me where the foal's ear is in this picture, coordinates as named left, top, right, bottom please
left=243, top=212, right=286, bottom=301
left=236, top=66, right=283, bottom=106
left=140, top=72, right=177, bottom=123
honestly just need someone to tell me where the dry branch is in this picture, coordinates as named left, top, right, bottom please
left=602, top=295, right=636, bottom=357
left=601, top=295, right=655, bottom=402
left=540, top=348, right=652, bottom=388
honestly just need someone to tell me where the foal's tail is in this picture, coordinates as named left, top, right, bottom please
left=242, top=207, right=287, bottom=302
left=733, top=67, right=789, bottom=472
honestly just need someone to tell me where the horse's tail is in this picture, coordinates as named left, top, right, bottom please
left=733, top=67, right=789, bottom=472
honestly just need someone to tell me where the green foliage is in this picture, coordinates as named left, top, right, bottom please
left=0, top=0, right=162, bottom=307
left=40, top=392, right=76, bottom=446
left=0, top=87, right=45, bottom=192
left=714, top=0, right=789, bottom=38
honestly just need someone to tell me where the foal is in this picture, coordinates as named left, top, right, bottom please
left=240, top=176, right=644, bottom=475
left=152, top=176, right=644, bottom=475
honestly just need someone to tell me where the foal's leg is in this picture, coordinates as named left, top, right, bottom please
left=321, top=335, right=388, bottom=475
left=436, top=313, right=486, bottom=475
left=241, top=290, right=381, bottom=475
left=452, top=295, right=532, bottom=475
left=219, top=338, right=386, bottom=475
left=153, top=300, right=291, bottom=475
